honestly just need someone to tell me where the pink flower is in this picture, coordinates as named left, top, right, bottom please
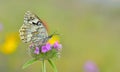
left=83, top=61, right=99, bottom=72
left=41, top=43, right=51, bottom=53
left=34, top=47, right=40, bottom=54
left=53, top=42, right=62, bottom=50
left=0, top=23, right=3, bottom=31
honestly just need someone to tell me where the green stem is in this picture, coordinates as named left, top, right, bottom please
left=48, top=59, right=58, bottom=72
left=42, top=60, right=46, bottom=72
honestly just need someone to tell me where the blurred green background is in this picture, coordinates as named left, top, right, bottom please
left=0, top=0, right=120, bottom=72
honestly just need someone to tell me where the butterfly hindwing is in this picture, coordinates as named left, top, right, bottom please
left=19, top=11, right=48, bottom=43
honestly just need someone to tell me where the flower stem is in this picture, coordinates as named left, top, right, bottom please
left=42, top=60, right=46, bottom=72
left=48, top=59, right=58, bottom=72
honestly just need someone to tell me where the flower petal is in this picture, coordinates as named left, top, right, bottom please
left=0, top=23, right=3, bottom=31
left=83, top=61, right=99, bottom=72
left=46, top=43, right=51, bottom=51
left=41, top=46, right=48, bottom=53
left=47, top=35, right=60, bottom=45
left=34, top=47, right=39, bottom=54
left=53, top=42, right=62, bottom=50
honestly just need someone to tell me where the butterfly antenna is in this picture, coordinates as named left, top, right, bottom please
left=48, top=32, right=63, bottom=39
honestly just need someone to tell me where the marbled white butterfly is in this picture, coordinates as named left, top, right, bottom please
left=19, top=11, right=49, bottom=45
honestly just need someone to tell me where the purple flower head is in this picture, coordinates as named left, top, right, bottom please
left=83, top=61, right=99, bottom=72
left=53, top=42, right=62, bottom=50
left=41, top=43, right=51, bottom=53
left=0, top=23, right=3, bottom=31
left=34, top=47, right=40, bottom=54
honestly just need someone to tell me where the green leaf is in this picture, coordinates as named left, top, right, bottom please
left=48, top=59, right=58, bottom=72
left=22, top=58, right=38, bottom=69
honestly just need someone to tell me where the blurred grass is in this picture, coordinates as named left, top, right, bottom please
left=0, top=0, right=120, bottom=72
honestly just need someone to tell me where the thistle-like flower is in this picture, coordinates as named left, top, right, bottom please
left=0, top=33, right=20, bottom=54
left=83, top=61, right=99, bottom=72
left=19, top=11, right=62, bottom=72
left=29, top=35, right=62, bottom=60
left=0, top=23, right=3, bottom=32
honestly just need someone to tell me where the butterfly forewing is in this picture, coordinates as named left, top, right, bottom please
left=19, top=11, right=48, bottom=44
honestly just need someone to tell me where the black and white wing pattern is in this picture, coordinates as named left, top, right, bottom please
left=19, top=11, right=48, bottom=44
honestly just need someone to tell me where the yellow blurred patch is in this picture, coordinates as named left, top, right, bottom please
left=47, top=35, right=60, bottom=45
left=0, top=33, right=20, bottom=54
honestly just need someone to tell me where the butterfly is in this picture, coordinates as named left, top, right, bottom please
left=19, top=11, right=49, bottom=45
